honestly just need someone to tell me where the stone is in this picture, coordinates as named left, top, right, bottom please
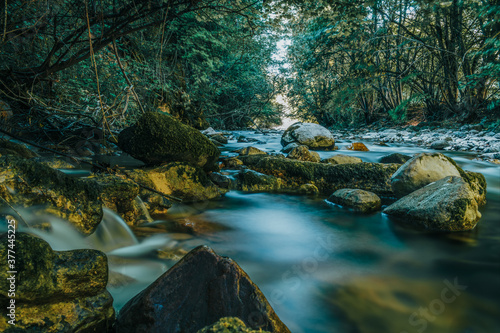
left=235, top=146, right=267, bottom=156
left=328, top=189, right=381, bottom=213
left=384, top=176, right=481, bottom=231
left=118, top=112, right=220, bottom=171
left=346, top=142, right=369, bottom=151
left=210, top=134, right=229, bottom=144
left=236, top=169, right=282, bottom=192
left=239, top=155, right=398, bottom=196
left=0, top=156, right=102, bottom=235
left=298, top=184, right=319, bottom=195
left=287, top=145, right=321, bottom=162
left=209, top=172, right=233, bottom=189
left=430, top=140, right=450, bottom=150
left=114, top=246, right=290, bottom=333
left=322, top=154, right=363, bottom=165
left=281, top=142, right=300, bottom=153
left=222, top=157, right=245, bottom=169
left=0, top=139, right=38, bottom=159
left=0, top=233, right=114, bottom=332
left=281, top=122, right=335, bottom=149
left=379, top=153, right=411, bottom=164
left=391, top=153, right=462, bottom=198
left=197, top=317, right=271, bottom=333
left=126, top=162, right=226, bottom=203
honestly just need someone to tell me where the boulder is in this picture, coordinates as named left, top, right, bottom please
left=0, top=156, right=102, bottom=235
left=281, top=142, right=300, bottom=153
left=236, top=169, right=282, bottom=192
left=281, top=122, right=335, bottom=149
left=298, top=184, right=319, bottom=195
left=235, top=146, right=267, bottom=156
left=118, top=112, right=220, bottom=171
left=383, top=176, right=481, bottom=231
left=346, top=142, right=369, bottom=151
left=322, top=154, right=363, bottom=165
left=430, top=140, right=450, bottom=150
left=210, top=134, right=229, bottom=144
left=209, top=172, right=234, bottom=189
left=287, top=145, right=320, bottom=162
left=222, top=157, right=245, bottom=169
left=0, top=139, right=38, bottom=159
left=114, top=246, right=290, bottom=333
left=0, top=233, right=114, bottom=332
left=391, top=153, right=462, bottom=198
left=197, top=317, right=271, bottom=333
left=239, top=155, right=398, bottom=196
left=126, top=162, right=226, bottom=204
left=379, top=153, right=411, bottom=164
left=327, top=189, right=381, bottom=213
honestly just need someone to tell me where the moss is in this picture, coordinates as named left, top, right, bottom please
left=236, top=170, right=282, bottom=192
left=443, top=155, right=487, bottom=205
left=118, top=112, right=220, bottom=171
left=197, top=317, right=271, bottom=333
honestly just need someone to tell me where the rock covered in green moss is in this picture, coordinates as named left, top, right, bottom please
left=383, top=176, right=481, bottom=231
left=235, top=146, right=267, bottom=156
left=239, top=155, right=398, bottom=196
left=298, top=183, right=319, bottom=195
left=118, top=112, right=220, bottom=171
left=236, top=169, right=282, bottom=192
left=126, top=162, right=226, bottom=203
left=0, top=156, right=102, bottom=235
left=0, top=233, right=114, bottom=332
left=322, top=154, right=363, bottom=165
left=114, top=246, right=290, bottom=333
left=328, top=189, right=381, bottom=213
left=197, top=317, right=271, bottom=333
left=287, top=145, right=320, bottom=162
left=0, top=139, right=38, bottom=158
left=281, top=122, right=335, bottom=149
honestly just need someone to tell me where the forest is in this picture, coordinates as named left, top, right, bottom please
left=0, top=0, right=498, bottom=138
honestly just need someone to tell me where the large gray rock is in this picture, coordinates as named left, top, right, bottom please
left=281, top=122, right=335, bottom=149
left=118, top=112, right=220, bottom=171
left=114, top=246, right=290, bottom=333
left=391, top=153, right=461, bottom=198
left=383, top=176, right=481, bottom=231
left=287, top=145, right=320, bottom=162
left=327, top=189, right=381, bottom=213
left=430, top=140, right=450, bottom=150
left=322, top=154, right=363, bottom=165
left=0, top=233, right=114, bottom=332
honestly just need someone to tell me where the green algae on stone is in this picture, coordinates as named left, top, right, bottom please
left=197, top=317, right=271, bottom=333
left=236, top=169, right=282, bottom=192
left=0, top=156, right=102, bottom=235
left=118, top=112, right=220, bottom=171
left=239, top=155, right=398, bottom=196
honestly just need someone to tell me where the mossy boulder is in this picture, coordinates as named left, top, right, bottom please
left=298, top=183, right=319, bottom=195
left=114, top=246, right=290, bottom=333
left=322, top=154, right=363, bottom=165
left=118, top=112, right=220, bottom=171
left=383, top=176, right=481, bottom=231
left=379, top=153, right=411, bottom=164
left=287, top=145, right=320, bottom=162
left=281, top=122, right=335, bottom=149
left=235, top=146, right=267, bottom=156
left=197, top=317, right=271, bottom=333
left=0, top=233, right=114, bottom=332
left=0, top=156, right=102, bottom=235
left=239, top=155, right=398, bottom=196
left=126, top=162, right=226, bottom=203
left=0, top=139, right=38, bottom=158
left=327, top=189, right=381, bottom=213
left=235, top=169, right=282, bottom=192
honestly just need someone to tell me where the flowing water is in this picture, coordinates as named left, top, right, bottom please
left=5, top=131, right=499, bottom=333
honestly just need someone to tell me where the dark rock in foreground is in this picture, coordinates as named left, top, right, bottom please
left=239, top=155, right=398, bottom=196
left=0, top=156, right=102, bottom=235
left=383, top=176, right=481, bottom=231
left=115, top=246, right=290, bottom=333
left=118, top=112, right=220, bottom=171
left=0, top=233, right=114, bottom=332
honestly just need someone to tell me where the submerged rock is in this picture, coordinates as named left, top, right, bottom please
left=114, top=246, right=290, bottom=333
left=384, top=176, right=481, bottom=231
left=118, top=112, right=220, bottom=171
left=379, top=153, right=411, bottom=164
left=126, top=162, right=226, bottom=204
left=0, top=233, right=114, bottom=332
left=287, top=145, right=320, bottom=162
left=197, top=317, right=271, bottom=333
left=328, top=189, right=381, bottom=213
left=236, top=169, right=282, bottom=192
left=322, top=154, right=363, bottom=165
left=281, top=122, right=335, bottom=149
left=239, top=155, right=398, bottom=196
left=0, top=156, right=102, bottom=235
